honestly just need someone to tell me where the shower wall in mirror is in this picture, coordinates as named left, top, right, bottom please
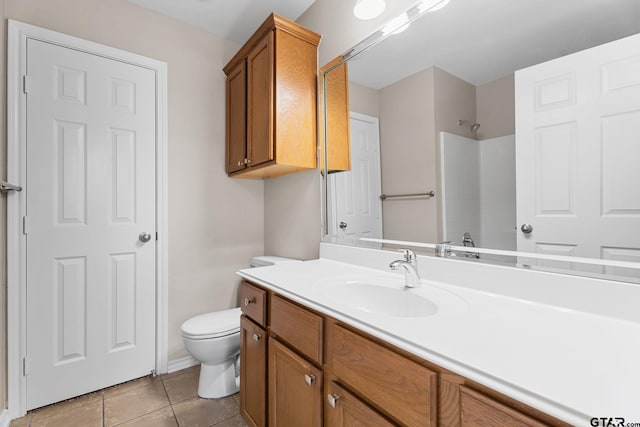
left=322, top=0, right=640, bottom=280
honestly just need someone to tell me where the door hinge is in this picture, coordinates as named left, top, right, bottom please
left=22, top=216, right=29, bottom=235
left=23, top=356, right=29, bottom=375
left=156, top=232, right=158, bottom=241
left=23, top=75, right=29, bottom=94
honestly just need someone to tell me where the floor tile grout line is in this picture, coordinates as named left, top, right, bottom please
left=211, top=410, right=241, bottom=427
left=161, top=375, right=181, bottom=426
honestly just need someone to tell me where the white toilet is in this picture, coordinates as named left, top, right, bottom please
left=181, top=256, right=300, bottom=399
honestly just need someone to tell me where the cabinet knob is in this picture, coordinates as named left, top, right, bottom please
left=252, top=333, right=261, bottom=342
left=237, top=160, right=243, bottom=167
left=244, top=297, right=256, bottom=306
left=327, top=393, right=340, bottom=408
left=304, top=374, right=315, bottom=386
left=246, top=159, right=252, bottom=164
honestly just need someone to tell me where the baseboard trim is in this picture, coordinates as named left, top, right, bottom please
left=167, top=355, right=199, bottom=374
left=0, top=409, right=11, bottom=427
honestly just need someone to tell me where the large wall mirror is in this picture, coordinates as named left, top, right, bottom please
left=321, top=0, right=640, bottom=282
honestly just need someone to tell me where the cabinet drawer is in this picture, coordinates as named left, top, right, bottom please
left=460, top=386, right=547, bottom=427
left=325, top=381, right=394, bottom=427
left=270, top=295, right=323, bottom=365
left=331, top=324, right=437, bottom=427
left=240, top=281, right=266, bottom=327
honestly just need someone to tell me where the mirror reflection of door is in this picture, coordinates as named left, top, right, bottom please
left=328, top=113, right=382, bottom=238
left=516, top=34, right=640, bottom=272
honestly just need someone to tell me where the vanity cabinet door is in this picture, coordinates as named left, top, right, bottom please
left=268, top=338, right=322, bottom=427
left=240, top=316, right=267, bottom=427
left=325, top=381, right=394, bottom=427
left=460, top=386, right=547, bottom=427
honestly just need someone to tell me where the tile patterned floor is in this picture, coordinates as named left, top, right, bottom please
left=9, top=366, right=248, bottom=427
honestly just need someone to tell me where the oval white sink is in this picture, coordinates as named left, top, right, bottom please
left=326, top=281, right=438, bottom=318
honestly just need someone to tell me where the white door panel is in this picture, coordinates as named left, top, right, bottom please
left=329, top=113, right=382, bottom=238
left=516, top=33, right=640, bottom=268
left=26, top=39, right=156, bottom=409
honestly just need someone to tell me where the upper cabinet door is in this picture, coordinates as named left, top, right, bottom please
left=247, top=32, right=275, bottom=168
left=226, top=61, right=247, bottom=174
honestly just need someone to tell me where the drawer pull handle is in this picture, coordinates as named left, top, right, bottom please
left=244, top=297, right=256, bottom=306
left=304, top=374, right=315, bottom=386
left=327, top=393, right=340, bottom=408
left=252, top=333, right=261, bottom=342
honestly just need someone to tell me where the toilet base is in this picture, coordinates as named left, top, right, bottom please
left=197, top=357, right=239, bottom=399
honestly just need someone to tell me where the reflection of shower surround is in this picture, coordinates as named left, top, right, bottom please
left=439, top=132, right=517, bottom=252
left=458, top=119, right=480, bottom=133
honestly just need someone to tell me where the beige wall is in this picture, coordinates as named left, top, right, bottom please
left=264, top=170, right=321, bottom=260
left=433, top=67, right=477, bottom=139
left=378, top=68, right=437, bottom=242
left=349, top=81, right=379, bottom=118
left=1, top=0, right=265, bottom=381
left=476, top=74, right=515, bottom=140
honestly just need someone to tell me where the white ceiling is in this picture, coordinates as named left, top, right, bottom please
left=128, top=0, right=317, bottom=44
left=348, top=0, right=640, bottom=88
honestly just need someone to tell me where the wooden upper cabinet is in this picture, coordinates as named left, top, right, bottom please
left=223, top=13, right=321, bottom=179
left=247, top=33, right=274, bottom=168
left=226, top=62, right=247, bottom=173
left=320, top=57, right=351, bottom=172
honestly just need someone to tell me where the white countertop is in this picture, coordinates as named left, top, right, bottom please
left=238, top=253, right=640, bottom=426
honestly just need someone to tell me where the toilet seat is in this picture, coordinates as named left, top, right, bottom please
left=181, top=307, right=241, bottom=340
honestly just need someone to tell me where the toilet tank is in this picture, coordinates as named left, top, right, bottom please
left=250, top=256, right=300, bottom=268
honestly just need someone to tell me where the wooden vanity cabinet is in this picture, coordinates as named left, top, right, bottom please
left=459, top=386, right=547, bottom=427
left=223, top=14, right=321, bottom=179
left=325, top=381, right=394, bottom=427
left=239, top=280, right=568, bottom=427
left=328, top=323, right=437, bottom=426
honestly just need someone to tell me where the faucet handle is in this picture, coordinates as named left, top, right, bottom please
left=398, top=248, right=417, bottom=263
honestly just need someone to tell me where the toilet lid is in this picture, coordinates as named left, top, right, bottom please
left=181, top=307, right=241, bottom=339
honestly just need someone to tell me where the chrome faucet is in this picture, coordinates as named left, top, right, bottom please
left=389, top=249, right=421, bottom=288
left=435, top=241, right=453, bottom=258
left=462, top=232, right=480, bottom=259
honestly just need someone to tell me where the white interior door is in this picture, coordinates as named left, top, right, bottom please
left=516, top=33, right=640, bottom=270
left=26, top=38, right=157, bottom=409
left=329, top=113, right=382, bottom=238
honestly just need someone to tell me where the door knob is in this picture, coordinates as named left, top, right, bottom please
left=139, top=232, right=152, bottom=243
left=339, top=221, right=347, bottom=230
left=520, top=224, right=533, bottom=234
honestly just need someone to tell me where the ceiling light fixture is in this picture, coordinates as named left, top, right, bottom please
left=382, top=13, right=410, bottom=36
left=353, top=0, right=386, bottom=20
left=418, top=0, right=451, bottom=13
